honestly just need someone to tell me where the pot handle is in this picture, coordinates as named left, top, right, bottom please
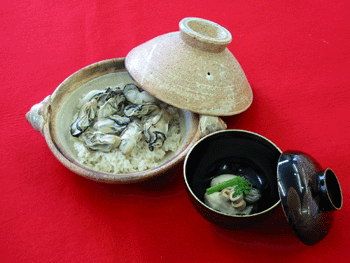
left=26, top=95, right=51, bottom=135
left=199, top=115, right=227, bottom=138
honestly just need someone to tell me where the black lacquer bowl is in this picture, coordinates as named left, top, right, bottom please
left=183, top=130, right=343, bottom=245
left=183, top=130, right=282, bottom=229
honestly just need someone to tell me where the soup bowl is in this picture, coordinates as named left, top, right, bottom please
left=183, top=129, right=282, bottom=229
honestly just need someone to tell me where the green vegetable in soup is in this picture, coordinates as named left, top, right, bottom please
left=206, top=176, right=252, bottom=197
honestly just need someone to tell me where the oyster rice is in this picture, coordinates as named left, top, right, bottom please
left=70, top=83, right=183, bottom=174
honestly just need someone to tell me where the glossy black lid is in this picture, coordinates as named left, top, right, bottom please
left=277, top=151, right=343, bottom=246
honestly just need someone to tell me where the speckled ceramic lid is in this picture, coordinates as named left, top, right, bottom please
left=125, top=17, right=253, bottom=116
left=277, top=151, right=343, bottom=246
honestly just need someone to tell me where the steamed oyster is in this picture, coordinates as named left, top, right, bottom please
left=70, top=98, right=98, bottom=137
left=123, top=83, right=158, bottom=104
left=93, top=115, right=131, bottom=134
left=90, top=87, right=123, bottom=107
left=70, top=84, right=180, bottom=156
left=144, top=109, right=172, bottom=151
left=81, top=130, right=121, bottom=152
left=119, top=121, right=143, bottom=155
left=123, top=104, right=159, bottom=118
left=97, top=94, right=126, bottom=118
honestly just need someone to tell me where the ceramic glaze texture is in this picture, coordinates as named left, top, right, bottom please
left=126, top=17, right=253, bottom=116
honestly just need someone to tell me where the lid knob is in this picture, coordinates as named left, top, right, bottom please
left=179, top=17, right=232, bottom=53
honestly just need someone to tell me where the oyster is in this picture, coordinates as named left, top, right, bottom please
left=97, top=94, right=126, bottom=118
left=123, top=104, right=159, bottom=118
left=93, top=115, right=131, bottom=134
left=93, top=87, right=124, bottom=107
left=144, top=109, right=172, bottom=151
left=244, top=188, right=262, bottom=205
left=119, top=121, right=143, bottom=155
left=70, top=84, right=181, bottom=156
left=70, top=99, right=98, bottom=137
left=123, top=83, right=158, bottom=104
left=79, top=86, right=123, bottom=108
left=81, top=130, right=121, bottom=152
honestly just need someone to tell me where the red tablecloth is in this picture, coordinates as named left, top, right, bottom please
left=1, top=1, right=349, bottom=262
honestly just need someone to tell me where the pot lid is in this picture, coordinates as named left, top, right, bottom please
left=125, top=17, right=253, bottom=116
left=277, top=151, right=343, bottom=246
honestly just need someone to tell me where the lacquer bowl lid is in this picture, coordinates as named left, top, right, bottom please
left=125, top=17, right=253, bottom=116
left=277, top=151, right=343, bottom=246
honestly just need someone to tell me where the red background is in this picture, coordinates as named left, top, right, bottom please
left=1, top=0, right=350, bottom=262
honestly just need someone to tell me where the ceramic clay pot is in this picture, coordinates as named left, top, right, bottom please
left=26, top=17, right=253, bottom=183
left=26, top=58, right=228, bottom=183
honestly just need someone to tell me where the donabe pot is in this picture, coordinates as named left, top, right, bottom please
left=26, top=58, right=204, bottom=183
left=26, top=17, right=254, bottom=183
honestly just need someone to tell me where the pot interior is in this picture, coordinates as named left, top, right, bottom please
left=49, top=59, right=196, bottom=177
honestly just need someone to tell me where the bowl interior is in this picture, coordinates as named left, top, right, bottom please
left=184, top=130, right=281, bottom=215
